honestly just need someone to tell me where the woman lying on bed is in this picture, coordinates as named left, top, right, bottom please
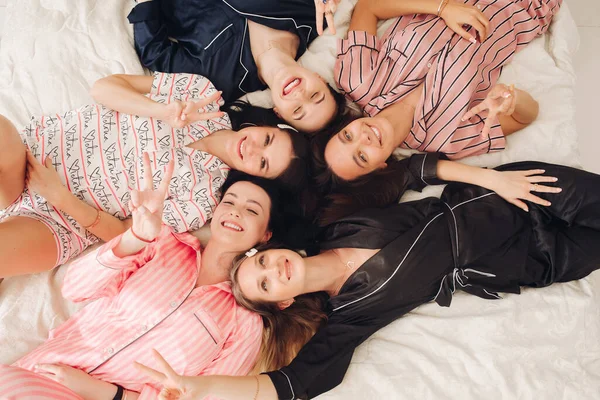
left=317, top=0, right=560, bottom=184
left=0, top=170, right=324, bottom=400
left=128, top=0, right=346, bottom=134
left=136, top=161, right=600, bottom=400
left=0, top=72, right=309, bottom=277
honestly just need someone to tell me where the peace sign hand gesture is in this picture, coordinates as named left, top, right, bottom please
left=135, top=349, right=205, bottom=400
left=129, top=153, right=175, bottom=242
left=462, top=84, right=517, bottom=138
left=314, top=0, right=341, bottom=35
left=163, top=91, right=224, bottom=129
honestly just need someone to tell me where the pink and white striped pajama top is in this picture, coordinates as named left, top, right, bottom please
left=335, top=0, right=562, bottom=159
left=0, top=226, right=262, bottom=399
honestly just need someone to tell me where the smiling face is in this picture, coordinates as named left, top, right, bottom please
left=224, top=126, right=294, bottom=179
left=210, top=181, right=272, bottom=251
left=324, top=117, right=397, bottom=181
left=270, top=66, right=337, bottom=133
left=236, top=249, right=305, bottom=304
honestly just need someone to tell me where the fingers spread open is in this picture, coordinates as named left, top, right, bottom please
left=316, top=7, right=324, bottom=35
left=143, top=152, right=154, bottom=191
left=454, top=25, right=475, bottom=43
left=530, top=184, right=562, bottom=194
left=526, top=193, right=551, bottom=206
left=527, top=175, right=558, bottom=183
left=325, top=12, right=335, bottom=35
left=511, top=199, right=529, bottom=212
left=152, top=349, right=179, bottom=381
left=134, top=361, right=167, bottom=383
left=462, top=102, right=487, bottom=121
left=159, top=160, right=175, bottom=198
left=522, top=169, right=546, bottom=177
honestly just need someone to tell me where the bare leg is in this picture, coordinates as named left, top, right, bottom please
left=0, top=114, right=27, bottom=209
left=0, top=216, right=58, bottom=277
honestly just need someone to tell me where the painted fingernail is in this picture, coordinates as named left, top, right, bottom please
left=552, top=177, right=558, bottom=181
left=461, top=116, right=466, bottom=121
left=556, top=188, right=562, bottom=192
left=470, top=37, right=477, bottom=44
left=546, top=202, right=552, bottom=206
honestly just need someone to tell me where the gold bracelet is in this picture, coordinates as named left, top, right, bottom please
left=439, top=0, right=450, bottom=17
left=436, top=0, right=446, bottom=16
left=82, top=208, right=101, bottom=229
left=253, top=376, right=260, bottom=400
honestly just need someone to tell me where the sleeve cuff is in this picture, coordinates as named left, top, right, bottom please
left=411, top=152, right=448, bottom=188
left=264, top=370, right=298, bottom=400
left=127, top=1, right=161, bottom=23
left=96, top=235, right=143, bottom=270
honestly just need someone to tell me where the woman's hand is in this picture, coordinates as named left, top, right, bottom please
left=25, top=150, right=69, bottom=206
left=129, top=153, right=175, bottom=242
left=440, top=1, right=490, bottom=43
left=462, top=84, right=517, bottom=138
left=314, top=0, right=341, bottom=35
left=163, top=91, right=224, bottom=129
left=34, top=364, right=116, bottom=400
left=135, top=349, right=205, bottom=400
left=489, top=169, right=562, bottom=212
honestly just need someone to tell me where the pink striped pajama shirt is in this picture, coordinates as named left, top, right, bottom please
left=2, top=72, right=230, bottom=267
left=335, top=0, right=562, bottom=159
left=0, top=226, right=262, bottom=399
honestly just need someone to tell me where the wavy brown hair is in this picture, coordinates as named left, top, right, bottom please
left=229, top=243, right=328, bottom=372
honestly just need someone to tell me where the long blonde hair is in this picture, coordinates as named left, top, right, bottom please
left=230, top=244, right=328, bottom=372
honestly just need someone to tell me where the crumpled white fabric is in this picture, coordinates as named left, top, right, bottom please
left=2, top=1, right=598, bottom=399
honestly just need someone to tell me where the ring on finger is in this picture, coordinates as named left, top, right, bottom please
left=530, top=184, right=539, bottom=192
left=325, top=10, right=333, bottom=14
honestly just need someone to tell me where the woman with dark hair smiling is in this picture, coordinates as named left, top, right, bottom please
left=0, top=72, right=310, bottom=276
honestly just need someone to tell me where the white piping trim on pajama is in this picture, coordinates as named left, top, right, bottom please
left=333, top=212, right=444, bottom=312
left=221, top=0, right=313, bottom=41
left=484, top=289, right=502, bottom=299
left=443, top=202, right=459, bottom=258
left=450, top=192, right=495, bottom=210
left=420, top=154, right=428, bottom=185
left=334, top=191, right=500, bottom=312
left=204, top=23, right=233, bottom=50
left=279, top=370, right=295, bottom=400
left=237, top=20, right=249, bottom=94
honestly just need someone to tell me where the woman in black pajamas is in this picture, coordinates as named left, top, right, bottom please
left=136, top=161, right=600, bottom=400
left=128, top=0, right=344, bottom=134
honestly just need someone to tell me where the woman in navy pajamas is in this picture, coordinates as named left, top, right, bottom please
left=129, top=0, right=344, bottom=134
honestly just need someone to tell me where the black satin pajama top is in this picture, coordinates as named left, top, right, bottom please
left=128, top=0, right=323, bottom=101
left=266, top=161, right=600, bottom=399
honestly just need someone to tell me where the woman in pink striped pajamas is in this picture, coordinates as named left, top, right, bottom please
left=0, top=72, right=310, bottom=277
left=0, top=167, right=320, bottom=400
left=321, top=0, right=559, bottom=178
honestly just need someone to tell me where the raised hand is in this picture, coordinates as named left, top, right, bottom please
left=129, top=153, right=175, bottom=242
left=135, top=349, right=203, bottom=400
left=440, top=1, right=490, bottom=43
left=314, top=0, right=341, bottom=35
left=489, top=169, right=562, bottom=212
left=163, top=91, right=224, bottom=129
left=462, top=84, right=517, bottom=138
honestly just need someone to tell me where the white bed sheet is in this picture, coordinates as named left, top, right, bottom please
left=1, top=1, right=598, bottom=398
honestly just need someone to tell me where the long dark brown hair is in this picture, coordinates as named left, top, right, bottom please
left=229, top=243, right=328, bottom=372
left=311, top=116, right=415, bottom=226
left=225, top=100, right=310, bottom=192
